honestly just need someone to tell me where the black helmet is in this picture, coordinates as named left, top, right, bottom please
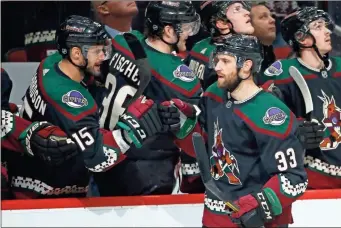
left=145, top=1, right=200, bottom=38
left=210, top=34, right=262, bottom=92
left=199, top=1, right=251, bottom=37
left=281, top=7, right=334, bottom=50
left=56, top=15, right=111, bottom=59
left=211, top=34, right=263, bottom=73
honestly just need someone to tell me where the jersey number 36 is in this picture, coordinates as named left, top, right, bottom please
left=100, top=73, right=137, bottom=130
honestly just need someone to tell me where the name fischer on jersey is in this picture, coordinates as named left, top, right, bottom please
left=109, top=52, right=140, bottom=86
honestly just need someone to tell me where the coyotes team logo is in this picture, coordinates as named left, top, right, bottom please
left=210, top=119, right=241, bottom=185
left=318, top=90, right=341, bottom=150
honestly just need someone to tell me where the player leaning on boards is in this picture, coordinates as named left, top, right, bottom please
left=163, top=34, right=308, bottom=227
left=186, top=1, right=254, bottom=91
left=260, top=7, right=341, bottom=189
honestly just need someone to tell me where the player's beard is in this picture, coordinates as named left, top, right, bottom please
left=86, top=67, right=102, bottom=77
left=217, top=70, right=239, bottom=91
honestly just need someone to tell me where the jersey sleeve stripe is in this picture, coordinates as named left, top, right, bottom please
left=203, top=91, right=223, bottom=103
left=112, top=39, right=135, bottom=60
left=151, top=69, right=201, bottom=97
left=37, top=59, right=98, bottom=121
left=275, top=74, right=318, bottom=85
left=333, top=72, right=341, bottom=78
left=234, top=109, right=294, bottom=140
left=189, top=51, right=209, bottom=63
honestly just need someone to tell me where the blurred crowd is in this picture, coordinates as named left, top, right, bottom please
left=2, top=1, right=339, bottom=62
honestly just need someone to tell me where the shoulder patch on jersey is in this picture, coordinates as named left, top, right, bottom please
left=263, top=107, right=288, bottom=126
left=236, top=91, right=294, bottom=139
left=62, top=90, right=88, bottom=108
left=173, top=64, right=196, bottom=82
left=264, top=60, right=283, bottom=77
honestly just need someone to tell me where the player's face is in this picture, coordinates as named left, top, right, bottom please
left=86, top=45, right=108, bottom=77
left=214, top=54, right=238, bottom=89
left=226, top=2, right=254, bottom=34
left=308, top=19, right=332, bottom=55
left=251, top=5, right=276, bottom=45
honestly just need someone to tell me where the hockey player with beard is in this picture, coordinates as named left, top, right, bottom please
left=164, top=34, right=308, bottom=227
left=18, top=15, right=170, bottom=198
left=186, top=1, right=254, bottom=90
left=93, top=1, right=203, bottom=196
left=260, top=7, right=341, bottom=189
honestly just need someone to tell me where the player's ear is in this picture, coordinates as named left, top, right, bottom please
left=70, top=47, right=82, bottom=62
left=299, top=34, right=314, bottom=47
left=242, top=59, right=253, bottom=77
left=98, top=4, right=110, bottom=15
left=216, top=19, right=232, bottom=33
left=163, top=25, right=176, bottom=40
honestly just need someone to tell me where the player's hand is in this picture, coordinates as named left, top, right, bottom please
left=230, top=188, right=282, bottom=228
left=117, top=96, right=164, bottom=148
left=297, top=118, right=324, bottom=150
left=19, top=122, right=78, bottom=166
left=157, top=104, right=180, bottom=133
left=161, top=99, right=200, bottom=139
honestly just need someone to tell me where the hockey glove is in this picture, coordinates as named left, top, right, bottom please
left=18, top=122, right=78, bottom=166
left=157, top=104, right=180, bottom=133
left=297, top=118, right=324, bottom=150
left=161, top=98, right=200, bottom=139
left=117, top=96, right=163, bottom=148
left=230, top=188, right=283, bottom=228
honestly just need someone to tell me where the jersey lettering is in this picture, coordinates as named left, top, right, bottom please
left=109, top=52, right=140, bottom=86
left=23, top=73, right=47, bottom=118
left=189, top=59, right=205, bottom=81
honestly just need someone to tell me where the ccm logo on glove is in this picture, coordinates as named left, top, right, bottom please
left=120, top=113, right=147, bottom=140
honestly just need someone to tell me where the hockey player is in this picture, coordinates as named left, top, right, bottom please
left=18, top=15, right=170, bottom=198
left=93, top=1, right=203, bottom=196
left=164, top=34, right=308, bottom=227
left=1, top=110, right=79, bottom=199
left=186, top=1, right=254, bottom=90
left=260, top=7, right=341, bottom=189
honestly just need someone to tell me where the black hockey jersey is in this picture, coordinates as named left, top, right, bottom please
left=260, top=57, right=341, bottom=187
left=200, top=82, right=308, bottom=226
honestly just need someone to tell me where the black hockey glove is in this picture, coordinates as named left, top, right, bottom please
left=19, top=122, right=78, bottom=166
left=297, top=118, right=324, bottom=150
left=117, top=96, right=165, bottom=148
left=157, top=105, right=180, bottom=133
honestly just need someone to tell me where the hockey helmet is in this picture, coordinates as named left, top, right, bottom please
left=210, top=34, right=263, bottom=74
left=199, top=1, right=251, bottom=37
left=56, top=15, right=112, bottom=60
left=281, top=7, right=334, bottom=48
left=145, top=1, right=201, bottom=38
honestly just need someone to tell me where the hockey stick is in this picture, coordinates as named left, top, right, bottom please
left=289, top=66, right=314, bottom=121
left=121, top=33, right=151, bottom=108
left=192, top=132, right=239, bottom=212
